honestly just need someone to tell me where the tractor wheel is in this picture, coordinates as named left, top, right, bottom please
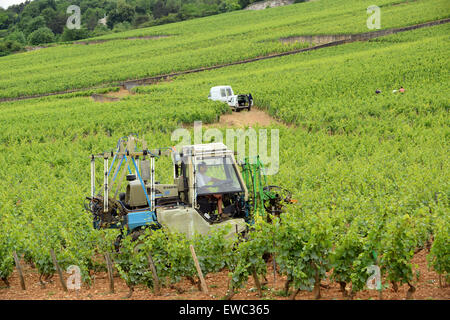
left=114, top=233, right=124, bottom=252
left=131, top=228, right=151, bottom=253
left=113, top=227, right=151, bottom=253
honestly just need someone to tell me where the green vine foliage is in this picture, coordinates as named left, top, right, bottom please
left=192, top=225, right=237, bottom=276
left=230, top=219, right=272, bottom=290
left=427, top=217, right=449, bottom=284
left=114, top=230, right=154, bottom=290
left=347, top=212, right=382, bottom=293
left=380, top=214, right=417, bottom=287
left=331, top=217, right=365, bottom=287
left=0, top=223, right=14, bottom=281
left=165, top=231, right=197, bottom=283
left=274, top=209, right=333, bottom=292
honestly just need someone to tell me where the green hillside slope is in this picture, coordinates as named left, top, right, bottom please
left=0, top=0, right=448, bottom=98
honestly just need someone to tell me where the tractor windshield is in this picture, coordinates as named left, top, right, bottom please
left=196, top=155, right=243, bottom=196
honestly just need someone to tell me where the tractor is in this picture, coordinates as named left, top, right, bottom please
left=85, top=135, right=294, bottom=245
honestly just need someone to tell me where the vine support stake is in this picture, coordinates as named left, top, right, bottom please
left=147, top=253, right=161, bottom=295
left=189, top=244, right=208, bottom=294
left=289, top=288, right=300, bottom=300
left=252, top=269, right=263, bottom=297
left=223, top=279, right=235, bottom=300
left=12, top=251, right=25, bottom=290
left=104, top=252, right=115, bottom=294
left=50, top=249, right=67, bottom=292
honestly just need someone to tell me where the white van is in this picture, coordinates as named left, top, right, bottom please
left=208, top=86, right=234, bottom=102
left=208, top=86, right=251, bottom=111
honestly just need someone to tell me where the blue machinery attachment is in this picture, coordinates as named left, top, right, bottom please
left=88, top=135, right=166, bottom=233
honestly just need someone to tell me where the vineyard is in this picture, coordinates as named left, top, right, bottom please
left=0, top=0, right=449, bottom=98
left=0, top=0, right=449, bottom=301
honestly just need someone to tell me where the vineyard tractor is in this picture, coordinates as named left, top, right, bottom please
left=85, top=135, right=295, bottom=246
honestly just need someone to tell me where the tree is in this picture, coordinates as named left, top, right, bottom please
left=117, top=0, right=136, bottom=23
left=84, top=8, right=99, bottom=31
left=92, top=24, right=109, bottom=37
left=28, top=26, right=54, bottom=45
left=112, top=21, right=131, bottom=33
left=152, top=0, right=169, bottom=19
left=61, top=27, right=90, bottom=42
left=134, top=14, right=150, bottom=27
left=25, top=16, right=46, bottom=35
left=107, top=1, right=135, bottom=29
left=21, top=0, right=42, bottom=19
left=0, top=9, right=12, bottom=30
left=0, top=39, right=24, bottom=56
left=41, top=7, right=57, bottom=28
left=6, top=31, right=26, bottom=44
left=46, top=12, right=66, bottom=34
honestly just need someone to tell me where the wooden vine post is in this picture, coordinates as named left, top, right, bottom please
left=50, top=249, right=67, bottom=292
left=12, top=251, right=26, bottom=290
left=147, top=253, right=161, bottom=295
left=104, top=252, right=115, bottom=294
left=189, top=244, right=208, bottom=294
left=252, top=269, right=263, bottom=297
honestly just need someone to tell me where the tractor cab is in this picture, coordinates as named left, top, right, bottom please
left=172, top=143, right=249, bottom=222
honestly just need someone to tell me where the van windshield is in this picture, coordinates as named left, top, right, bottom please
left=226, top=88, right=232, bottom=96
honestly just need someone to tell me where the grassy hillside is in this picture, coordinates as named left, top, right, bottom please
left=0, top=0, right=448, bottom=98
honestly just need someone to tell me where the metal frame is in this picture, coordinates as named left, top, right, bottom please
left=89, top=135, right=175, bottom=230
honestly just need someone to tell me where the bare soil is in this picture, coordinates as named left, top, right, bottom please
left=1, top=248, right=448, bottom=300
left=90, top=87, right=133, bottom=102
left=280, top=34, right=352, bottom=45
left=74, top=35, right=170, bottom=45
left=106, top=87, right=134, bottom=98
left=207, top=107, right=282, bottom=128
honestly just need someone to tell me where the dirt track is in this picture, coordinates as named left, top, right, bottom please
left=213, top=108, right=282, bottom=127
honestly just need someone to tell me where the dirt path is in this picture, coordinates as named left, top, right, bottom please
left=90, top=87, right=134, bottom=102
left=0, top=248, right=448, bottom=300
left=211, top=108, right=282, bottom=127
left=74, top=35, right=170, bottom=45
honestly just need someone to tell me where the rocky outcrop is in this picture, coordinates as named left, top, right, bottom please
left=245, top=0, right=296, bottom=11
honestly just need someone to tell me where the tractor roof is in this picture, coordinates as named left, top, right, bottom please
left=181, top=143, right=230, bottom=156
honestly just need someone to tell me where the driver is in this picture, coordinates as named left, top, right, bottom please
left=197, top=162, right=224, bottom=217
